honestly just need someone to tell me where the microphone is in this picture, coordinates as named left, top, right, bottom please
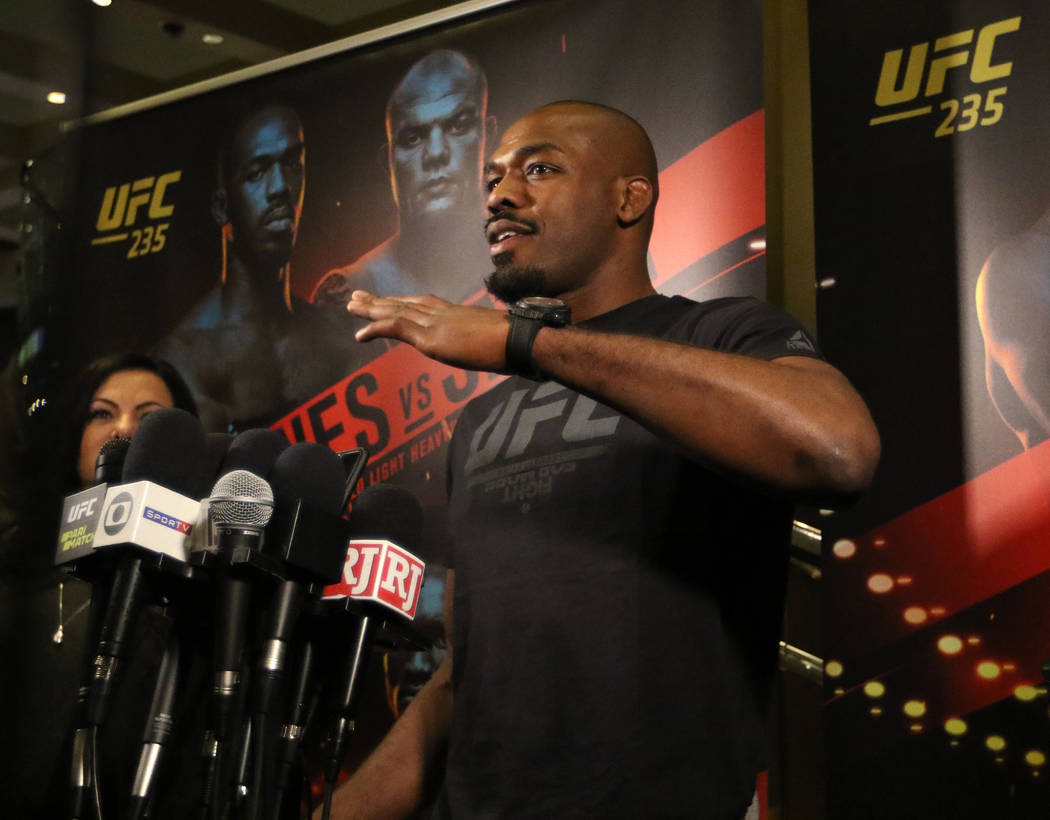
left=71, top=409, right=206, bottom=820
left=220, top=428, right=289, bottom=476
left=198, top=431, right=282, bottom=819
left=210, top=468, right=276, bottom=556
left=203, top=431, right=235, bottom=481
left=215, top=442, right=345, bottom=820
left=321, top=483, right=425, bottom=789
left=253, top=443, right=346, bottom=717
left=273, top=639, right=315, bottom=816
left=226, top=442, right=344, bottom=820
left=95, top=436, right=131, bottom=485
left=209, top=467, right=275, bottom=741
left=264, top=442, right=348, bottom=582
left=123, top=409, right=211, bottom=495
left=56, top=438, right=131, bottom=568
left=85, top=408, right=207, bottom=728
left=128, top=634, right=181, bottom=820
left=190, top=429, right=285, bottom=558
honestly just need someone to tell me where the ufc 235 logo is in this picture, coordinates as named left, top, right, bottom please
left=870, top=16, right=1020, bottom=137
left=102, top=491, right=135, bottom=536
left=92, top=170, right=181, bottom=259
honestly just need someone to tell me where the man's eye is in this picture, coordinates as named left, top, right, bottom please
left=396, top=128, right=424, bottom=149
left=244, top=167, right=265, bottom=183
left=283, top=149, right=304, bottom=170
left=447, top=112, right=477, bottom=136
left=485, top=177, right=501, bottom=192
left=527, top=163, right=554, bottom=176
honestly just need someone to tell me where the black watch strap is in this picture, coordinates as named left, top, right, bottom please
left=505, top=314, right=545, bottom=379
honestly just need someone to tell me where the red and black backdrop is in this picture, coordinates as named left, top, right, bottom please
left=38, top=0, right=765, bottom=510
left=26, top=0, right=771, bottom=792
left=810, top=1, right=1050, bottom=816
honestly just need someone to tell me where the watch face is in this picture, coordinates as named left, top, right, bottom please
left=517, top=296, right=566, bottom=309
left=511, top=296, right=571, bottom=326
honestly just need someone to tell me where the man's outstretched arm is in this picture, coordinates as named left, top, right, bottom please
left=347, top=291, right=880, bottom=507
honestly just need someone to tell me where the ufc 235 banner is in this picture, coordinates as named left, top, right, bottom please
left=810, top=2, right=1050, bottom=816
left=53, top=0, right=765, bottom=514
left=41, top=0, right=766, bottom=782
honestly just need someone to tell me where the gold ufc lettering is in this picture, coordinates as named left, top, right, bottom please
left=95, top=170, right=182, bottom=231
left=874, top=16, right=1020, bottom=107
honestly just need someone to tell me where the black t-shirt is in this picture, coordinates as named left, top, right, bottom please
left=439, top=295, right=821, bottom=819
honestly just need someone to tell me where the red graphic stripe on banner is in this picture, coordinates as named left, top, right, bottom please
left=827, top=568, right=1050, bottom=752
left=835, top=440, right=1050, bottom=650
left=650, top=110, right=765, bottom=285
left=271, top=343, right=505, bottom=460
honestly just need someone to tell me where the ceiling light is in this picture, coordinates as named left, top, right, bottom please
left=202, top=33, right=224, bottom=45
left=47, top=91, right=67, bottom=105
left=92, top=0, right=112, bottom=6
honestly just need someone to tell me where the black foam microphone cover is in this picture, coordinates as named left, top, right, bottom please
left=321, top=484, right=424, bottom=788
left=260, top=443, right=348, bottom=582
left=122, top=408, right=209, bottom=499
left=270, top=442, right=346, bottom=515
left=348, top=483, right=424, bottom=552
left=220, top=428, right=290, bottom=478
left=203, top=431, right=234, bottom=483
left=94, top=437, right=131, bottom=485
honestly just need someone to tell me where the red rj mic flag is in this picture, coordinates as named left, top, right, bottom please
left=322, top=540, right=425, bottom=619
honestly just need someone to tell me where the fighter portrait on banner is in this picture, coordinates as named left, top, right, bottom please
left=313, top=50, right=495, bottom=308
left=976, top=207, right=1050, bottom=451
left=155, top=101, right=364, bottom=433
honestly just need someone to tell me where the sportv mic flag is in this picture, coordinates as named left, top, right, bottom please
left=55, top=435, right=203, bottom=568
left=91, top=481, right=199, bottom=560
left=322, top=539, right=425, bottom=619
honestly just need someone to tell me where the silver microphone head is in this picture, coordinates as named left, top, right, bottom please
left=208, top=469, right=274, bottom=530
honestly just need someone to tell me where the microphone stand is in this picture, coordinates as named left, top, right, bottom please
left=321, top=611, right=379, bottom=820
left=128, top=634, right=181, bottom=820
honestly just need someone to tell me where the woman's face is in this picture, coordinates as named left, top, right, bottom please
left=77, top=369, right=175, bottom=486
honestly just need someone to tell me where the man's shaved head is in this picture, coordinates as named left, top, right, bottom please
left=483, top=101, right=660, bottom=309
left=532, top=100, right=659, bottom=205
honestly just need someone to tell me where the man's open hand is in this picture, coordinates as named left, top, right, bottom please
left=347, top=290, right=511, bottom=372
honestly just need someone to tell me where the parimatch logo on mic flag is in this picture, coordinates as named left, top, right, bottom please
left=55, top=483, right=109, bottom=562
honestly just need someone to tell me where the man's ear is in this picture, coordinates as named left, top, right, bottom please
left=211, top=188, right=229, bottom=228
left=617, top=176, right=654, bottom=227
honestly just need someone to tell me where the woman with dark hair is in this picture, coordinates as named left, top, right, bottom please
left=64, top=351, right=198, bottom=488
left=0, top=352, right=203, bottom=818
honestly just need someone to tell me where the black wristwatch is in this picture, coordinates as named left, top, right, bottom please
left=505, top=296, right=571, bottom=379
